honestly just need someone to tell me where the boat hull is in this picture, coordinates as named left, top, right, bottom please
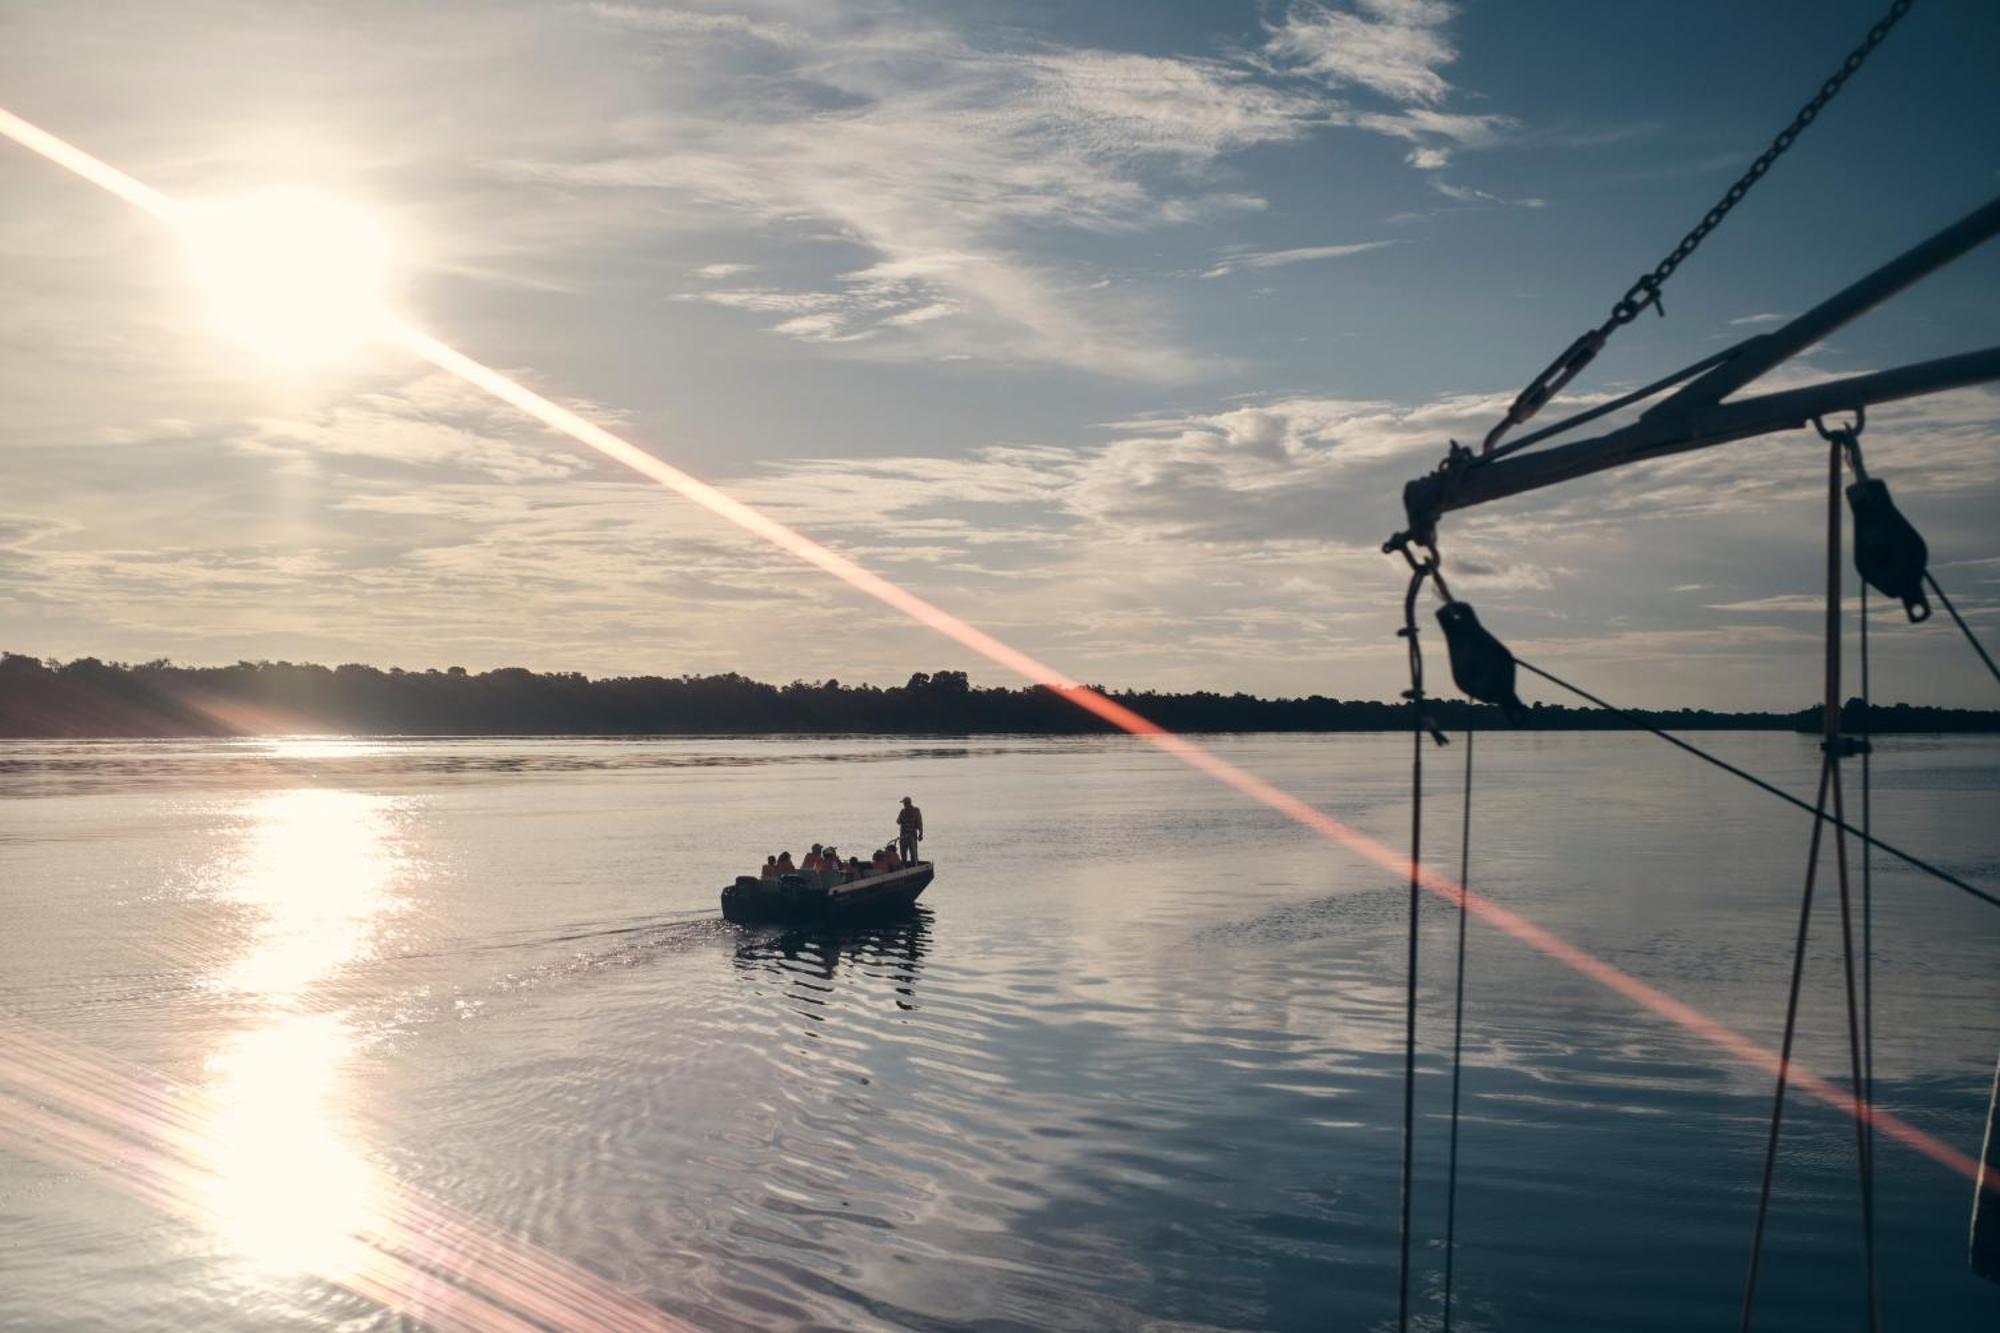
left=721, top=863, right=934, bottom=926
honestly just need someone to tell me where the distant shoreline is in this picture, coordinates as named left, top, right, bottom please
left=4, top=652, right=1997, bottom=739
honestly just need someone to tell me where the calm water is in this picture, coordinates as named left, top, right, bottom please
left=1, top=732, right=1996, bottom=1331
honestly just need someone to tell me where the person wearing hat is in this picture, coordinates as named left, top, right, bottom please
left=896, top=795, right=923, bottom=865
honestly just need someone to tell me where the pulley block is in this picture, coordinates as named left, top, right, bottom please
left=1436, top=601, right=1527, bottom=724
left=1846, top=477, right=1931, bottom=622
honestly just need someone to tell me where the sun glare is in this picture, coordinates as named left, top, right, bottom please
left=183, top=188, right=392, bottom=368
left=197, top=787, right=404, bottom=1276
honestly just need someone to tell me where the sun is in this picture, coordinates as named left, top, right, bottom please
left=182, top=187, right=393, bottom=368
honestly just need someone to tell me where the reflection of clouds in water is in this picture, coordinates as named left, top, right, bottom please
left=196, top=785, right=407, bottom=1277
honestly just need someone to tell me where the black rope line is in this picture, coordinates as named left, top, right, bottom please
left=1925, top=572, right=2000, bottom=689
left=1819, top=440, right=1880, bottom=1330
left=1511, top=658, right=2000, bottom=914
left=1441, top=729, right=1473, bottom=1333
left=1830, top=737, right=1882, bottom=1328
left=1739, top=751, right=1835, bottom=1332
left=1396, top=564, right=1429, bottom=1333
left=1859, top=587, right=1877, bottom=1280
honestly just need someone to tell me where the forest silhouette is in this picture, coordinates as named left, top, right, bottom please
left=3, top=653, right=1995, bottom=739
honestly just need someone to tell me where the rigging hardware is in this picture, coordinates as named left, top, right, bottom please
left=1394, top=193, right=2000, bottom=548
left=1376, top=0, right=1997, bottom=1314
left=1827, top=413, right=1933, bottom=622
left=1478, top=0, right=1918, bottom=455
left=1437, top=601, right=1527, bottom=725
left=1743, top=433, right=1881, bottom=1332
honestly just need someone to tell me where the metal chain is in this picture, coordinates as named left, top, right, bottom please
left=1605, top=0, right=1915, bottom=329
left=1481, top=0, right=1917, bottom=454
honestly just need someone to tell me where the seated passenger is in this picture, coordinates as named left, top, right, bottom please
left=882, top=845, right=902, bottom=870
left=820, top=847, right=842, bottom=882
left=870, top=848, right=889, bottom=873
left=847, top=856, right=864, bottom=877
left=761, top=855, right=779, bottom=880
left=776, top=850, right=796, bottom=872
left=803, top=843, right=825, bottom=872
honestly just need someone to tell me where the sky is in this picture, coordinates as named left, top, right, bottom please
left=1, top=0, right=1997, bottom=709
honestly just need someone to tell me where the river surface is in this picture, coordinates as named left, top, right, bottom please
left=0, top=732, right=1996, bottom=1331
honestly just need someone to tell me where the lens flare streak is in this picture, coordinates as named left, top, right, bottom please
left=0, top=1019, right=687, bottom=1333
left=0, top=105, right=1988, bottom=1324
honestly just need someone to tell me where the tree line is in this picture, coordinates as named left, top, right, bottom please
left=2, top=652, right=1995, bottom=738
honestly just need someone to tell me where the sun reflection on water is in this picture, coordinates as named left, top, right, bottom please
left=197, top=784, right=408, bottom=1277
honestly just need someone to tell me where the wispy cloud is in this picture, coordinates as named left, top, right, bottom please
left=583, top=3, right=806, bottom=47
left=674, top=256, right=970, bottom=346
left=1728, top=311, right=1789, bottom=326
left=1265, top=0, right=1461, bottom=106
left=521, top=13, right=1332, bottom=379
left=1263, top=5, right=1521, bottom=176
left=235, top=373, right=591, bottom=482
left=1201, top=239, right=1399, bottom=278
left=1429, top=178, right=1546, bottom=209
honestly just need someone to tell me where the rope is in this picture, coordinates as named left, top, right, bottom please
left=1832, top=733, right=1881, bottom=1328
left=1396, top=565, right=1429, bottom=1333
left=1511, top=658, right=2000, bottom=913
left=1819, top=440, right=1880, bottom=1330
left=1859, top=588, right=1876, bottom=1263
left=1441, top=729, right=1473, bottom=1332
left=1925, top=572, right=2000, bottom=689
left=1739, top=755, right=1835, bottom=1332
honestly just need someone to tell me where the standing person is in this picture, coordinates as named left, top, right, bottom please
left=896, top=795, right=924, bottom=865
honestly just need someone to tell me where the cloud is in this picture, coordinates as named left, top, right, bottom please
left=516, top=17, right=1332, bottom=379
left=1706, top=594, right=1867, bottom=614
left=583, top=3, right=806, bottom=46
left=674, top=255, right=969, bottom=344
left=1265, top=0, right=1460, bottom=106
left=1201, top=239, right=1399, bottom=278
left=1348, top=107, right=1508, bottom=149
left=1263, top=6, right=1527, bottom=186
left=10, top=2, right=1991, bottom=708
left=235, top=372, right=591, bottom=482
left=1064, top=391, right=1505, bottom=541
left=1428, top=177, right=1546, bottom=209
left=1728, top=312, right=1789, bottom=326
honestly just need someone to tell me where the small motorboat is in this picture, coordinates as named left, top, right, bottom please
left=721, top=861, right=935, bottom=926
